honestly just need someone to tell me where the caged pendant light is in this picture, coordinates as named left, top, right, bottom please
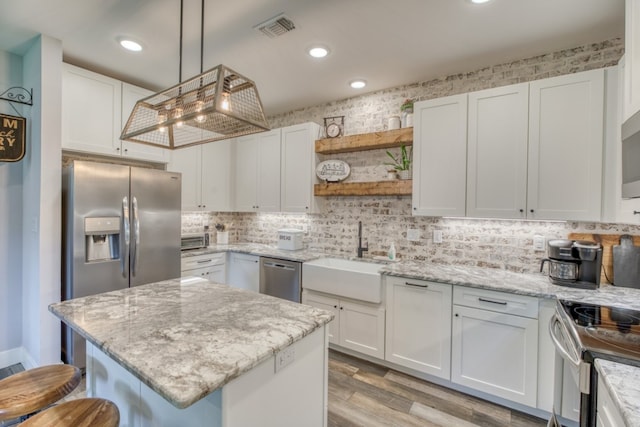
left=121, top=0, right=270, bottom=150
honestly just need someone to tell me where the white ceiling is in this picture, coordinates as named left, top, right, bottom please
left=0, top=0, right=625, bottom=116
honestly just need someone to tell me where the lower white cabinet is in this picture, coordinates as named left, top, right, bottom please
left=451, top=287, right=539, bottom=407
left=384, top=276, right=452, bottom=379
left=597, top=379, right=625, bottom=427
left=227, top=253, right=259, bottom=292
left=181, top=253, right=226, bottom=283
left=302, top=290, right=385, bottom=359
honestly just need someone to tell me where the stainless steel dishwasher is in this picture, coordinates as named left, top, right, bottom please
left=259, top=257, right=302, bottom=302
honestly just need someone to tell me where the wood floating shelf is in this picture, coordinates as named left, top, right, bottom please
left=314, top=180, right=412, bottom=196
left=315, top=127, right=413, bottom=154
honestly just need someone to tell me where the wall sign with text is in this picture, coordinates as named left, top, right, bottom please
left=0, top=113, right=26, bottom=162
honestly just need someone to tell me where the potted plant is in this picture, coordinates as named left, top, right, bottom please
left=385, top=145, right=412, bottom=179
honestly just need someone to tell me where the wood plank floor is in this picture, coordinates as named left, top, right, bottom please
left=328, top=350, right=547, bottom=427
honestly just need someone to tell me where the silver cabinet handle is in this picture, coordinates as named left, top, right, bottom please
left=405, top=281, right=428, bottom=288
left=197, top=259, right=213, bottom=264
left=478, top=297, right=507, bottom=305
left=122, top=197, right=129, bottom=278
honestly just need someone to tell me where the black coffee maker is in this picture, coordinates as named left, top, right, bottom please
left=540, top=239, right=603, bottom=289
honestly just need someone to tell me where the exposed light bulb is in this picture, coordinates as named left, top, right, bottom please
left=195, top=100, right=205, bottom=112
left=159, top=126, right=166, bottom=133
left=176, top=120, right=184, bottom=128
left=195, top=114, right=206, bottom=123
left=221, top=94, right=230, bottom=111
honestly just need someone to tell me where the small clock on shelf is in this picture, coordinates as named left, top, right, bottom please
left=323, top=116, right=344, bottom=138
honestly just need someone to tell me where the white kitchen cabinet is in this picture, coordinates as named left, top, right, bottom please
left=451, top=287, right=539, bottom=407
left=384, top=276, right=452, bottom=379
left=62, top=64, right=169, bottom=163
left=596, top=378, right=625, bottom=427
left=302, top=290, right=385, bottom=359
left=623, top=0, right=640, bottom=122
left=528, top=69, right=604, bottom=221
left=280, top=122, right=323, bottom=213
left=167, top=140, right=233, bottom=212
left=181, top=252, right=226, bottom=283
left=62, top=63, right=122, bottom=156
left=234, top=130, right=281, bottom=212
left=120, top=83, right=170, bottom=163
left=466, top=83, right=529, bottom=219
left=412, top=94, right=468, bottom=217
left=227, top=253, right=259, bottom=292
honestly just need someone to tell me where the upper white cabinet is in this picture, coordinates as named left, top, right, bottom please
left=62, top=63, right=122, bottom=156
left=121, top=83, right=169, bottom=163
left=528, top=69, right=604, bottom=221
left=623, top=0, right=640, bottom=121
left=167, top=140, right=233, bottom=211
left=234, top=130, right=281, bottom=212
left=62, top=63, right=169, bottom=163
left=281, top=123, right=323, bottom=213
left=385, top=276, right=452, bottom=380
left=466, top=84, right=529, bottom=219
left=412, top=94, right=468, bottom=217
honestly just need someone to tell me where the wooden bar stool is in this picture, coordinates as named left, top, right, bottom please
left=18, top=398, right=119, bottom=427
left=0, top=364, right=81, bottom=421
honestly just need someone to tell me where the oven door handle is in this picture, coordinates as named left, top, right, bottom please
left=549, top=313, right=580, bottom=368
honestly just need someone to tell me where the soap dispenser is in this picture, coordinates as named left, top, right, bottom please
left=388, top=242, right=396, bottom=261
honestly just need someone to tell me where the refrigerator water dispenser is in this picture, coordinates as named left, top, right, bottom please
left=84, top=217, right=120, bottom=262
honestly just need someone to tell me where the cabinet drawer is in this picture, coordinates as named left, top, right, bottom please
left=181, top=253, right=226, bottom=271
left=453, top=286, right=538, bottom=319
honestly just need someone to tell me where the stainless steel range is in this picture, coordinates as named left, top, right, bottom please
left=549, top=299, right=640, bottom=426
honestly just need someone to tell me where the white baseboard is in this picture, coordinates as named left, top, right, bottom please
left=0, top=347, right=39, bottom=370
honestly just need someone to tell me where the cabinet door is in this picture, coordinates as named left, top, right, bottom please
left=62, top=63, right=122, bottom=156
left=257, top=129, right=282, bottom=212
left=234, top=135, right=259, bottom=212
left=528, top=69, right=604, bottom=221
left=339, top=300, right=385, bottom=359
left=281, top=123, right=320, bottom=213
left=385, top=277, right=452, bottom=379
left=227, top=253, right=260, bottom=292
left=596, top=379, right=626, bottom=427
left=451, top=305, right=538, bottom=407
left=467, top=84, right=529, bottom=218
left=624, top=0, right=640, bottom=121
left=121, top=83, right=169, bottom=163
left=167, top=146, right=202, bottom=211
left=201, top=139, right=232, bottom=212
left=302, top=292, right=340, bottom=344
left=412, top=94, right=468, bottom=216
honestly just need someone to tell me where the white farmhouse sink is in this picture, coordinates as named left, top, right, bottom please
left=303, top=258, right=382, bottom=303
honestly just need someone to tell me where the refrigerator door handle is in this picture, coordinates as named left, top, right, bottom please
left=132, top=196, right=140, bottom=276
left=122, top=196, right=130, bottom=278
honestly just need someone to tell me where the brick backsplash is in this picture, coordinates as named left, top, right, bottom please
left=182, top=37, right=640, bottom=275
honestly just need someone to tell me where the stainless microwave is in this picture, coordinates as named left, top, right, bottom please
left=622, top=108, right=640, bottom=198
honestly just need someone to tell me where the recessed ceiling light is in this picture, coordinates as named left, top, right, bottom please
left=469, top=0, right=492, bottom=4
left=118, top=38, right=143, bottom=52
left=350, top=80, right=366, bottom=89
left=308, top=46, right=329, bottom=58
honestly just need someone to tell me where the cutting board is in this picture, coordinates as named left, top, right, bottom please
left=568, top=233, right=640, bottom=285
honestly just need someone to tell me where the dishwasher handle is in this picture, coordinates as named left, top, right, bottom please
left=263, top=261, right=296, bottom=271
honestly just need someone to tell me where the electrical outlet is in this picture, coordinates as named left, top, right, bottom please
left=274, top=346, right=295, bottom=372
left=433, top=230, right=443, bottom=244
left=407, top=228, right=420, bottom=241
left=533, top=235, right=546, bottom=251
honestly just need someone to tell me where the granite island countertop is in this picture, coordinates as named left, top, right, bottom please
left=49, top=277, right=333, bottom=409
left=595, top=359, right=640, bottom=427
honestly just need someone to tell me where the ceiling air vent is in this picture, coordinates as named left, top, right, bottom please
left=255, top=14, right=296, bottom=38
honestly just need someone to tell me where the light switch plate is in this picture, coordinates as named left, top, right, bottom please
left=533, top=235, right=546, bottom=251
left=433, top=230, right=443, bottom=244
left=407, top=228, right=420, bottom=241
left=275, top=346, right=295, bottom=372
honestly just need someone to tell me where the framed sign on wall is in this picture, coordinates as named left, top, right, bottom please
left=0, top=113, right=26, bottom=162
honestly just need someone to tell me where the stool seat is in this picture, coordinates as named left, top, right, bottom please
left=0, top=364, right=81, bottom=421
left=18, top=398, right=119, bottom=427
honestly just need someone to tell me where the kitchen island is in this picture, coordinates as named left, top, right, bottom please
left=49, top=277, right=333, bottom=427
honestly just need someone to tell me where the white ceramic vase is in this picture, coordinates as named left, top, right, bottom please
left=398, top=169, right=411, bottom=180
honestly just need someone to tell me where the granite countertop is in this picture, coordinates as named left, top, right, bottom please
left=595, top=359, right=640, bottom=427
left=181, top=243, right=326, bottom=262
left=49, top=278, right=333, bottom=409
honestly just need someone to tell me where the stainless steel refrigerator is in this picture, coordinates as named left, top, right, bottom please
left=62, top=160, right=181, bottom=368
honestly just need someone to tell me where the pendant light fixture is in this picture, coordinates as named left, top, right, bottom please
left=121, top=0, right=270, bottom=150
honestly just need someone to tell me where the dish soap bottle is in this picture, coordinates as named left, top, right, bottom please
left=388, top=242, right=396, bottom=261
